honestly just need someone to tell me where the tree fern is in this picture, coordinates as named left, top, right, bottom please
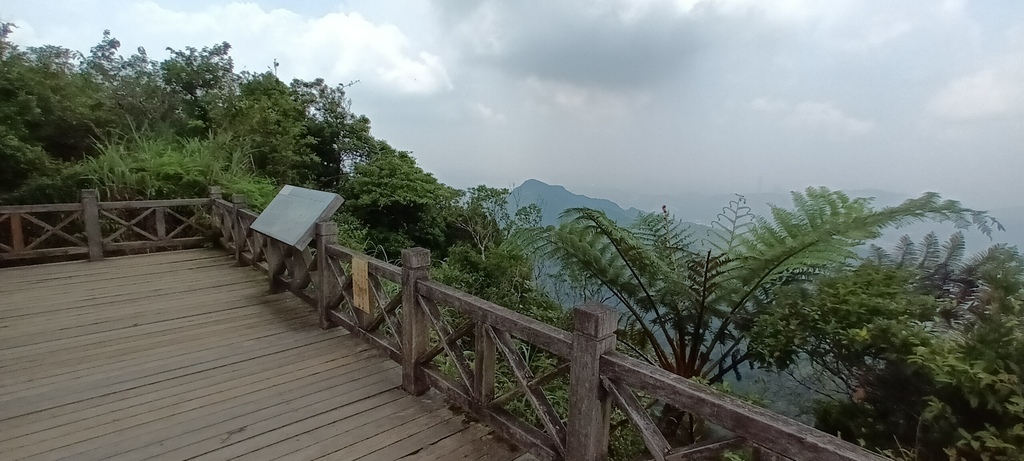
left=543, top=187, right=997, bottom=441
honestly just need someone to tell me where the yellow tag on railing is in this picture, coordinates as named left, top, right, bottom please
left=352, top=257, right=372, bottom=314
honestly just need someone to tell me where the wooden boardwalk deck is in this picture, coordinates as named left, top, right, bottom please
left=0, top=249, right=525, bottom=461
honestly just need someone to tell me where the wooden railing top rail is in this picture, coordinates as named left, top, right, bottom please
left=0, top=203, right=84, bottom=213
left=98, top=198, right=209, bottom=209
left=0, top=197, right=211, bottom=213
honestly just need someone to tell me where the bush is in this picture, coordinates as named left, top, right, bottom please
left=81, top=132, right=277, bottom=206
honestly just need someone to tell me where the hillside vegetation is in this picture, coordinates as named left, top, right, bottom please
left=2, top=27, right=1021, bottom=460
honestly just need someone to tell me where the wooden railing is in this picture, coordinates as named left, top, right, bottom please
left=0, top=189, right=211, bottom=265
left=212, top=190, right=889, bottom=461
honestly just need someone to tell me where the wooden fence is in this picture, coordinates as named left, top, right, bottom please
left=211, top=189, right=889, bottom=461
left=0, top=190, right=211, bottom=265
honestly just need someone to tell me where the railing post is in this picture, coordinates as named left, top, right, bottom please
left=401, top=247, right=431, bottom=396
left=155, top=208, right=167, bottom=240
left=316, top=222, right=338, bottom=330
left=231, top=194, right=247, bottom=265
left=10, top=213, right=24, bottom=252
left=208, top=186, right=222, bottom=228
left=566, top=303, right=619, bottom=461
left=81, top=189, right=103, bottom=261
left=474, top=322, right=496, bottom=405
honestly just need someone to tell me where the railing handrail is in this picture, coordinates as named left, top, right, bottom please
left=211, top=188, right=888, bottom=461
left=0, top=197, right=211, bottom=212
left=0, top=203, right=84, bottom=213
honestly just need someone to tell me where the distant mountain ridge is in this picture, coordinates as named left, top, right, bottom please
left=509, top=179, right=646, bottom=226
left=510, top=179, right=1024, bottom=253
left=509, top=179, right=714, bottom=250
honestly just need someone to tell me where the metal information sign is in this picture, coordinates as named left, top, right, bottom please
left=351, top=257, right=373, bottom=314
left=249, top=185, right=344, bottom=249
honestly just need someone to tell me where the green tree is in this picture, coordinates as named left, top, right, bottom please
left=911, top=294, right=1024, bottom=461
left=82, top=30, right=182, bottom=134
left=0, top=24, right=106, bottom=198
left=438, top=185, right=561, bottom=322
left=290, top=78, right=378, bottom=190
left=160, top=42, right=234, bottom=135
left=217, top=72, right=315, bottom=184
left=341, top=149, right=458, bottom=259
left=749, top=264, right=936, bottom=394
left=0, top=29, right=109, bottom=162
left=451, top=185, right=513, bottom=258
left=760, top=234, right=1023, bottom=460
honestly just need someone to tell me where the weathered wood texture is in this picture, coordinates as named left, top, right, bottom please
left=566, top=304, right=618, bottom=461
left=0, top=249, right=523, bottom=461
left=0, top=191, right=212, bottom=265
left=208, top=192, right=892, bottom=461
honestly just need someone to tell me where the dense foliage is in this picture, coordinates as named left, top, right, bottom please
left=3, top=26, right=1019, bottom=460
left=545, top=190, right=1020, bottom=458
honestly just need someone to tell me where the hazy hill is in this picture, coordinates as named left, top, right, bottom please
left=509, top=179, right=647, bottom=226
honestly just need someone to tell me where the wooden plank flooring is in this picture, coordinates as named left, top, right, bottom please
left=0, top=249, right=526, bottom=461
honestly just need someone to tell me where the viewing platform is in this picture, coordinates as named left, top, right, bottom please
left=0, top=249, right=524, bottom=460
left=0, top=189, right=888, bottom=461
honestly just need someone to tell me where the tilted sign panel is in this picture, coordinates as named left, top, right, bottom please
left=249, top=185, right=344, bottom=249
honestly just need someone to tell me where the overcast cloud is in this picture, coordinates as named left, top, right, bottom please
left=5, top=0, right=1023, bottom=208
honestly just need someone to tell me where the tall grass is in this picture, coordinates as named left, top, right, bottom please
left=82, top=132, right=277, bottom=208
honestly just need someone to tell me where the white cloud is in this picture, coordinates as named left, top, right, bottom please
left=11, top=1, right=452, bottom=95
left=144, top=2, right=451, bottom=94
left=927, top=62, right=1024, bottom=120
left=471, top=103, right=506, bottom=122
left=5, top=0, right=1024, bottom=208
left=521, top=77, right=649, bottom=118
left=859, top=20, right=913, bottom=47
left=788, top=102, right=875, bottom=134
left=942, top=0, right=967, bottom=14
left=701, top=0, right=829, bottom=24
left=750, top=98, right=787, bottom=113
left=751, top=98, right=874, bottom=136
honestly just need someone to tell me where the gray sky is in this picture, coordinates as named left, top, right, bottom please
left=6, top=0, right=1024, bottom=208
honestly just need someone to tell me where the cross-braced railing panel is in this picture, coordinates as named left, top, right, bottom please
left=489, top=325, right=569, bottom=456
left=0, top=209, right=86, bottom=259
left=411, top=279, right=574, bottom=459
left=98, top=199, right=210, bottom=252
left=320, top=245, right=404, bottom=358
left=599, top=375, right=751, bottom=461
left=418, top=295, right=475, bottom=390
left=1, top=192, right=212, bottom=264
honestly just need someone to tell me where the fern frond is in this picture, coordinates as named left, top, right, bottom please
left=918, top=232, right=940, bottom=271
left=940, top=231, right=966, bottom=270
left=705, top=195, right=753, bottom=254
left=866, top=245, right=890, bottom=265
left=893, top=235, right=917, bottom=268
